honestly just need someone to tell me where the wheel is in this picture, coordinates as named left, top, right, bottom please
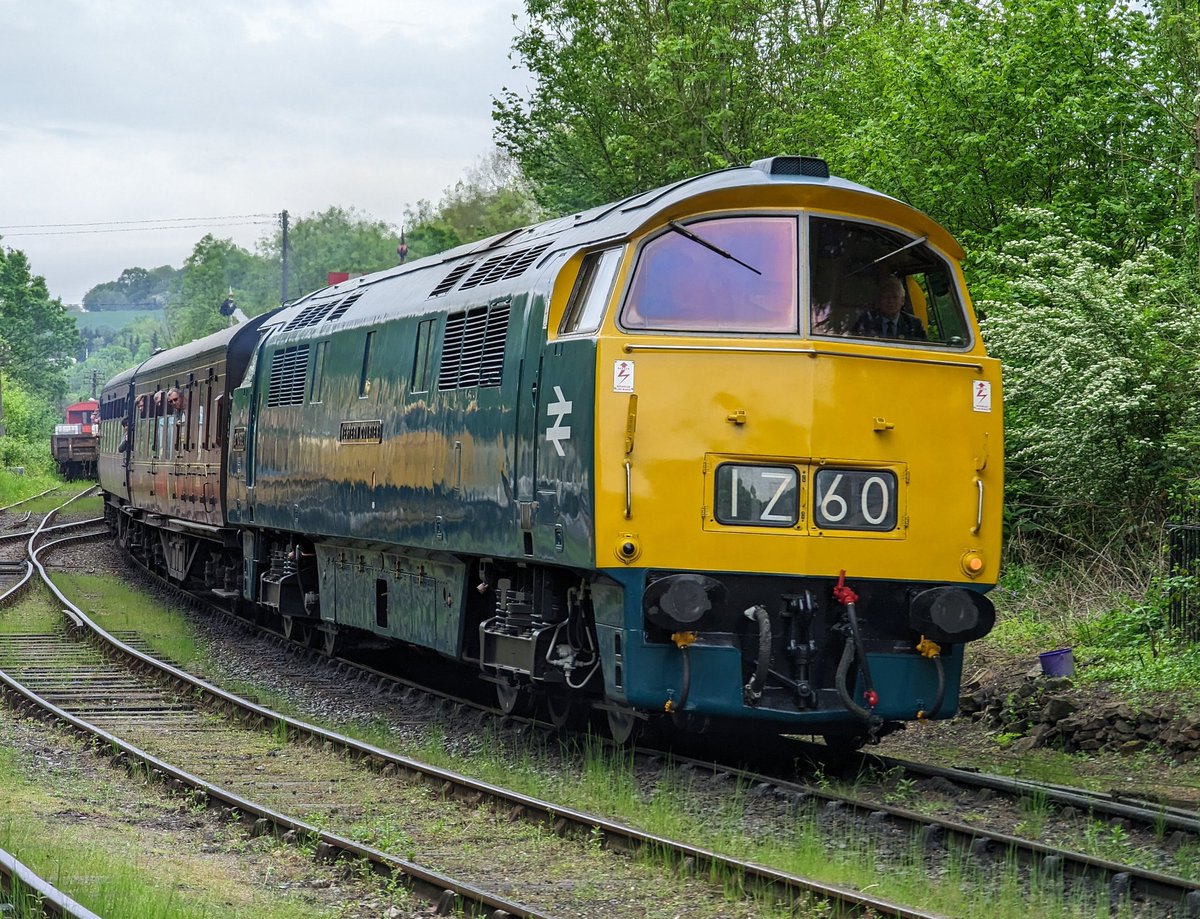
left=495, top=679, right=528, bottom=715
left=545, top=690, right=578, bottom=730
left=606, top=707, right=641, bottom=745
left=282, top=616, right=297, bottom=641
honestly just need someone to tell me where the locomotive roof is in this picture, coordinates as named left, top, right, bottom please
left=270, top=157, right=963, bottom=336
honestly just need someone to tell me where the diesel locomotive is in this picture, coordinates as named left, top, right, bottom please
left=98, top=156, right=1002, bottom=746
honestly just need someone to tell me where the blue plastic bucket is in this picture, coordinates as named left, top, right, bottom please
left=1039, top=648, right=1075, bottom=677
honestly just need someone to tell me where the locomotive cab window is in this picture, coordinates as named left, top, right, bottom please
left=560, top=247, right=622, bottom=335
left=809, top=216, right=969, bottom=346
left=621, top=217, right=797, bottom=333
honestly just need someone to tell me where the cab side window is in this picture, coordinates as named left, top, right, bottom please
left=560, top=248, right=622, bottom=335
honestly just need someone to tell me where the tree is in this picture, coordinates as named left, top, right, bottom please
left=0, top=243, right=79, bottom=403
left=498, top=0, right=1190, bottom=263
left=167, top=235, right=260, bottom=346
left=83, top=265, right=179, bottom=311
left=816, top=0, right=1186, bottom=260
left=1145, top=0, right=1200, bottom=268
left=977, top=210, right=1200, bottom=537
left=253, top=207, right=401, bottom=306
left=403, top=151, right=544, bottom=259
left=495, top=0, right=779, bottom=212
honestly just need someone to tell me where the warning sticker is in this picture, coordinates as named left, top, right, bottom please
left=972, top=380, right=992, bottom=413
left=613, top=360, right=635, bottom=393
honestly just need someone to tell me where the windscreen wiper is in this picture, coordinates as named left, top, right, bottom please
left=668, top=221, right=761, bottom=275
left=847, top=235, right=929, bottom=276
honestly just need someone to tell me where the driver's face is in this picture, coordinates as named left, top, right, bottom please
left=878, top=287, right=904, bottom=317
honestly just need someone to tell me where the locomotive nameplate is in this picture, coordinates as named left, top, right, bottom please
left=339, top=419, right=383, bottom=444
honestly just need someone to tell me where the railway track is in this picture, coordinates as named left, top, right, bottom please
left=0, top=845, right=103, bottom=919
left=107, top=540, right=1200, bottom=917
left=1, top=517, right=947, bottom=918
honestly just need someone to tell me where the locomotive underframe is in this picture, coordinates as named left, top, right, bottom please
left=108, top=490, right=990, bottom=741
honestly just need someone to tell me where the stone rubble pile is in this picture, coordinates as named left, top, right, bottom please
left=959, top=675, right=1200, bottom=762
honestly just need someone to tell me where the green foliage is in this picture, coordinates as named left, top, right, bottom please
left=976, top=210, right=1200, bottom=535
left=0, top=376, right=58, bottom=442
left=1071, top=577, right=1200, bottom=691
left=73, top=308, right=166, bottom=335
left=255, top=206, right=402, bottom=304
left=0, top=374, right=57, bottom=475
left=0, top=243, right=80, bottom=403
left=166, top=234, right=260, bottom=346
left=495, top=0, right=775, bottom=212
left=501, top=0, right=1196, bottom=263
left=82, top=265, right=179, bottom=311
left=403, top=151, right=544, bottom=259
left=816, top=0, right=1187, bottom=259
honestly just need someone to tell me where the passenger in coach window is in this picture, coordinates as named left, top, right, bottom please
left=851, top=275, right=926, bottom=340
left=118, top=417, right=130, bottom=454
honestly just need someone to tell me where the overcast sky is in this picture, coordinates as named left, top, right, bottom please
left=0, top=0, right=526, bottom=305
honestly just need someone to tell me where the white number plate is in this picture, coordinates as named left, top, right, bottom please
left=714, top=465, right=799, bottom=527
left=813, top=469, right=897, bottom=531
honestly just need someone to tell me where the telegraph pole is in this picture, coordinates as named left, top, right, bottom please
left=280, top=209, right=290, bottom=305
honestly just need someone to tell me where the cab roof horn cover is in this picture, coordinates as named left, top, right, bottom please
left=750, top=155, right=830, bottom=179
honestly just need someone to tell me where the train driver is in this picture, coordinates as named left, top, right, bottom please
left=851, top=275, right=926, bottom=340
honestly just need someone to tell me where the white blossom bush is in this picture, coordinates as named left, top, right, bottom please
left=975, top=210, right=1200, bottom=539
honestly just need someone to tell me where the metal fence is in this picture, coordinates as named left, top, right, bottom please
left=1167, top=524, right=1200, bottom=641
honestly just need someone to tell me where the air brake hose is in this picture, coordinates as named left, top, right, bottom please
left=836, top=637, right=875, bottom=721
left=927, top=655, right=946, bottom=719
left=668, top=631, right=697, bottom=723
left=743, top=605, right=772, bottom=701
left=833, top=570, right=879, bottom=712
left=916, top=636, right=946, bottom=720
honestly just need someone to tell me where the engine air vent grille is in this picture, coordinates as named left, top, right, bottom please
left=458, top=243, right=550, bottom=290
left=750, top=155, right=830, bottom=178
left=286, top=300, right=339, bottom=330
left=326, top=289, right=364, bottom=322
left=437, top=303, right=511, bottom=390
left=266, top=344, right=310, bottom=406
left=429, top=260, right=477, bottom=297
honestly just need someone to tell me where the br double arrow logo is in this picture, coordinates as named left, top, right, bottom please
left=545, top=385, right=573, bottom=457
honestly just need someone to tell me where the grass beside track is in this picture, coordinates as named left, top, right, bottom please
left=0, top=725, right=397, bottom=919
left=48, top=572, right=1141, bottom=918
left=50, top=572, right=203, bottom=665
left=0, top=474, right=62, bottom=508
left=0, top=590, right=423, bottom=919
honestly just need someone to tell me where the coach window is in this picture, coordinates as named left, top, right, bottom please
left=621, top=217, right=797, bottom=333
left=808, top=216, right=970, bottom=347
left=186, top=387, right=194, bottom=449
left=560, top=247, right=622, bottom=335
left=214, top=394, right=226, bottom=447
left=202, top=381, right=213, bottom=449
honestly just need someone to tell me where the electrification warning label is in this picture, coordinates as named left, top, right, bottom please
left=972, top=381, right=992, bottom=413
left=613, top=360, right=634, bottom=393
